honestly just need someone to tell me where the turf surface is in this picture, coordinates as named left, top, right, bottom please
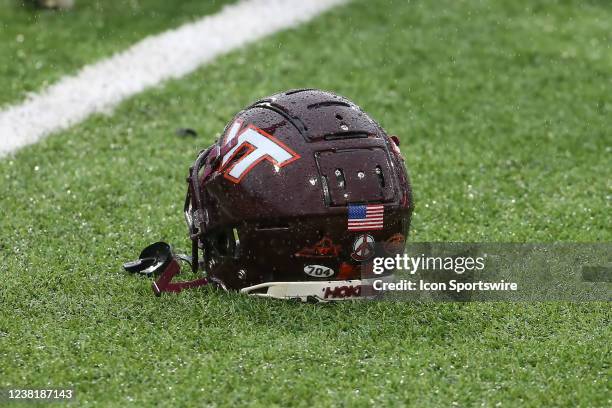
left=1, top=0, right=611, bottom=406
left=0, top=0, right=235, bottom=107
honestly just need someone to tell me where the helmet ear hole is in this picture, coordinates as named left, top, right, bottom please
left=211, top=229, right=236, bottom=258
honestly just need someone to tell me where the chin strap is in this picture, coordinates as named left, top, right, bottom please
left=123, top=241, right=209, bottom=296
left=151, top=257, right=209, bottom=296
left=125, top=142, right=223, bottom=296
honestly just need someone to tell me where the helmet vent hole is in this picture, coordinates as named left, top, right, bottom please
left=306, top=101, right=350, bottom=109
left=334, top=169, right=346, bottom=189
left=321, top=176, right=331, bottom=205
left=255, top=220, right=289, bottom=231
left=323, top=132, right=368, bottom=141
left=335, top=114, right=343, bottom=120
left=285, top=88, right=316, bottom=96
left=375, top=165, right=385, bottom=187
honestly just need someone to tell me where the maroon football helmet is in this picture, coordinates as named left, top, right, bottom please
left=125, top=89, right=413, bottom=301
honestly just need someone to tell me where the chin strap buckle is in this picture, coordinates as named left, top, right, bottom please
left=123, top=242, right=208, bottom=296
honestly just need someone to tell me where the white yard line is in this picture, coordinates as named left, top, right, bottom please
left=0, top=0, right=346, bottom=157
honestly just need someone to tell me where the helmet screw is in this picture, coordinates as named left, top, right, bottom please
left=357, top=171, right=365, bottom=179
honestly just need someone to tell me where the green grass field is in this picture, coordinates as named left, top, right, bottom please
left=0, top=0, right=234, bottom=107
left=1, top=0, right=610, bottom=406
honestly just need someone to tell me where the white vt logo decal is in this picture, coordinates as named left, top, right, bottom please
left=220, top=120, right=300, bottom=183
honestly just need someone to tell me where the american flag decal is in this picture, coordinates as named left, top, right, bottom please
left=347, top=204, right=384, bottom=231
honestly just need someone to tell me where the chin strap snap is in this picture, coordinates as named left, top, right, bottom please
left=123, top=242, right=208, bottom=296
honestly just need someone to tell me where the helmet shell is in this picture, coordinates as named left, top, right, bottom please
left=196, top=89, right=412, bottom=290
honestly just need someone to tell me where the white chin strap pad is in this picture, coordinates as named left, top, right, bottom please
left=240, top=277, right=390, bottom=302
